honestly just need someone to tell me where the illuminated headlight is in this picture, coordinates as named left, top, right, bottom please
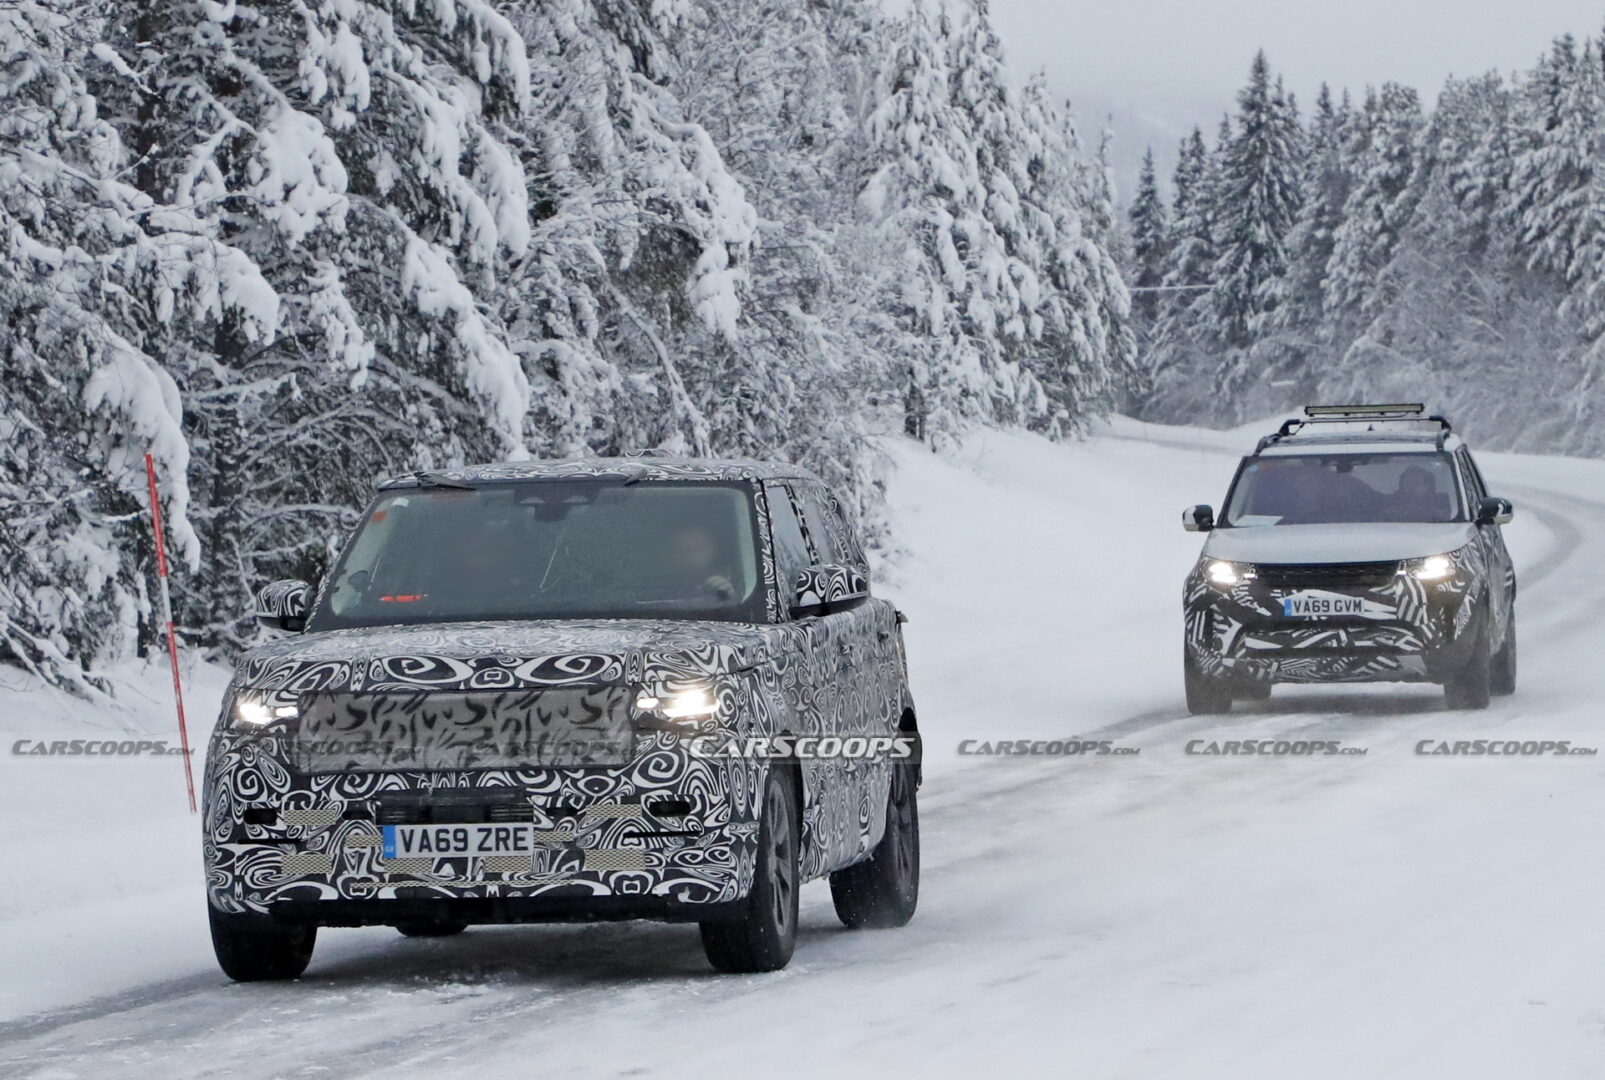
left=1405, top=553, right=1457, bottom=582
left=231, top=694, right=299, bottom=730
left=1205, top=560, right=1256, bottom=588
left=635, top=686, right=720, bottom=723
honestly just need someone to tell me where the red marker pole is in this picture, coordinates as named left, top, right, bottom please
left=144, top=453, right=197, bottom=813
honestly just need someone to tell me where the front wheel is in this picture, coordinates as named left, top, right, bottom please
left=209, top=907, right=316, bottom=982
left=1185, top=656, right=1233, bottom=715
left=1490, top=619, right=1517, bottom=697
left=830, top=761, right=920, bottom=929
left=1445, top=622, right=1493, bottom=710
left=700, top=766, right=799, bottom=973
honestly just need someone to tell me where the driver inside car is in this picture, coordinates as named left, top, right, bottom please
left=665, top=522, right=738, bottom=601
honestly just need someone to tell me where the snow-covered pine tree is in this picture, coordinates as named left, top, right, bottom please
left=1016, top=75, right=1132, bottom=429
left=1208, top=53, right=1303, bottom=371
left=1325, top=83, right=1425, bottom=327
left=1136, top=126, right=1214, bottom=418
left=1, top=1, right=275, bottom=689
left=1504, top=34, right=1599, bottom=284
left=500, top=0, right=757, bottom=462
left=860, top=3, right=993, bottom=443
left=1128, top=147, right=1169, bottom=330
left=662, top=0, right=886, bottom=504
left=942, top=0, right=1047, bottom=427
left=1251, top=84, right=1352, bottom=408
left=93, top=0, right=540, bottom=650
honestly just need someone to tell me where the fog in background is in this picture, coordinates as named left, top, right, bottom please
left=982, top=0, right=1605, bottom=198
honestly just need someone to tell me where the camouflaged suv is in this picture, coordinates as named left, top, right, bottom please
left=204, top=456, right=920, bottom=980
left=1181, top=405, right=1517, bottom=714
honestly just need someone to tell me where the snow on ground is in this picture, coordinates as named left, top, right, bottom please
left=4, top=421, right=1605, bottom=1078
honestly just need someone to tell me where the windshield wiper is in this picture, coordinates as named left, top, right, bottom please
left=403, top=470, right=476, bottom=490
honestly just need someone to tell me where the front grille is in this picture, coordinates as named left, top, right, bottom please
left=293, top=686, right=637, bottom=773
left=1256, top=561, right=1400, bottom=590
left=375, top=789, right=533, bottom=825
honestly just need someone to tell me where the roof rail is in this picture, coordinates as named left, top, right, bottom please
left=1254, top=404, right=1454, bottom=453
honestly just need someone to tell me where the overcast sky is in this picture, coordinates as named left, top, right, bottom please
left=981, top=0, right=1605, bottom=192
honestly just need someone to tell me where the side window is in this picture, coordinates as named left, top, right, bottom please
left=794, top=484, right=841, bottom=565
left=1452, top=451, right=1478, bottom=516
left=821, top=491, right=868, bottom=569
left=765, top=483, right=811, bottom=607
left=1460, top=450, right=1490, bottom=503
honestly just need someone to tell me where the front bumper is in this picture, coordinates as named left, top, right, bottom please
left=1184, top=564, right=1483, bottom=685
left=202, top=728, right=765, bottom=920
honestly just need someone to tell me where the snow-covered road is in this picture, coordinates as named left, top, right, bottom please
left=5, top=422, right=1605, bottom=1079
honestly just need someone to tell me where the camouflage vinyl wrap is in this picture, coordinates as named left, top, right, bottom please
left=1182, top=539, right=1507, bottom=685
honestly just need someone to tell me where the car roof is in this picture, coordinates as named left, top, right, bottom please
left=378, top=455, right=820, bottom=489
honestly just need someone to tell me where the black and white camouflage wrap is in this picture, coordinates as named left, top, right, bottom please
left=253, top=579, right=311, bottom=623
left=1183, top=534, right=1511, bottom=685
left=794, top=565, right=870, bottom=611
left=205, top=457, right=914, bottom=920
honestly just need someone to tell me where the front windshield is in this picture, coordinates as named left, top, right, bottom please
left=1223, top=452, right=1465, bottom=527
left=308, top=480, right=764, bottom=630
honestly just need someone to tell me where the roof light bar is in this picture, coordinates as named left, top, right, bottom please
left=1303, top=403, right=1426, bottom=418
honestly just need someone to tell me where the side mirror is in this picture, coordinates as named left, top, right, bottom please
left=1476, top=496, right=1514, bottom=527
left=254, top=579, right=311, bottom=633
left=1183, top=504, right=1216, bottom=533
left=790, top=564, right=870, bottom=619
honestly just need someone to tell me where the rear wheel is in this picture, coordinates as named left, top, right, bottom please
left=1185, top=656, right=1233, bottom=715
left=209, top=907, right=316, bottom=982
left=1445, top=621, right=1493, bottom=710
left=700, top=767, right=799, bottom=973
left=1490, top=619, right=1518, bottom=697
left=830, top=761, right=920, bottom=929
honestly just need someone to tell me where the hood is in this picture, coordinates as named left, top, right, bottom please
left=1202, top=522, right=1477, bottom=565
left=236, top=618, right=775, bottom=696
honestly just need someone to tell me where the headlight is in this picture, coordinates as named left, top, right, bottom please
left=635, top=685, right=720, bottom=724
left=1405, top=553, right=1457, bottom=582
left=1205, top=560, right=1256, bottom=588
left=231, top=693, right=299, bottom=730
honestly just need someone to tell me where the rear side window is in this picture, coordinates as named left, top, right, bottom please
left=794, top=482, right=862, bottom=567
left=765, top=483, right=812, bottom=607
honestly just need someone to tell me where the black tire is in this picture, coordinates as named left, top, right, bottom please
left=1185, top=656, right=1233, bottom=715
left=209, top=906, right=316, bottom=982
left=1490, top=619, right=1517, bottom=697
left=396, top=920, right=468, bottom=938
left=700, top=766, right=799, bottom=973
left=830, top=761, right=920, bottom=929
left=1234, top=681, right=1273, bottom=703
left=1445, top=621, right=1493, bottom=710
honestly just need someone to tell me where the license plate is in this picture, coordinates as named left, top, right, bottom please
left=381, top=824, right=535, bottom=860
left=1281, top=593, right=1367, bottom=618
